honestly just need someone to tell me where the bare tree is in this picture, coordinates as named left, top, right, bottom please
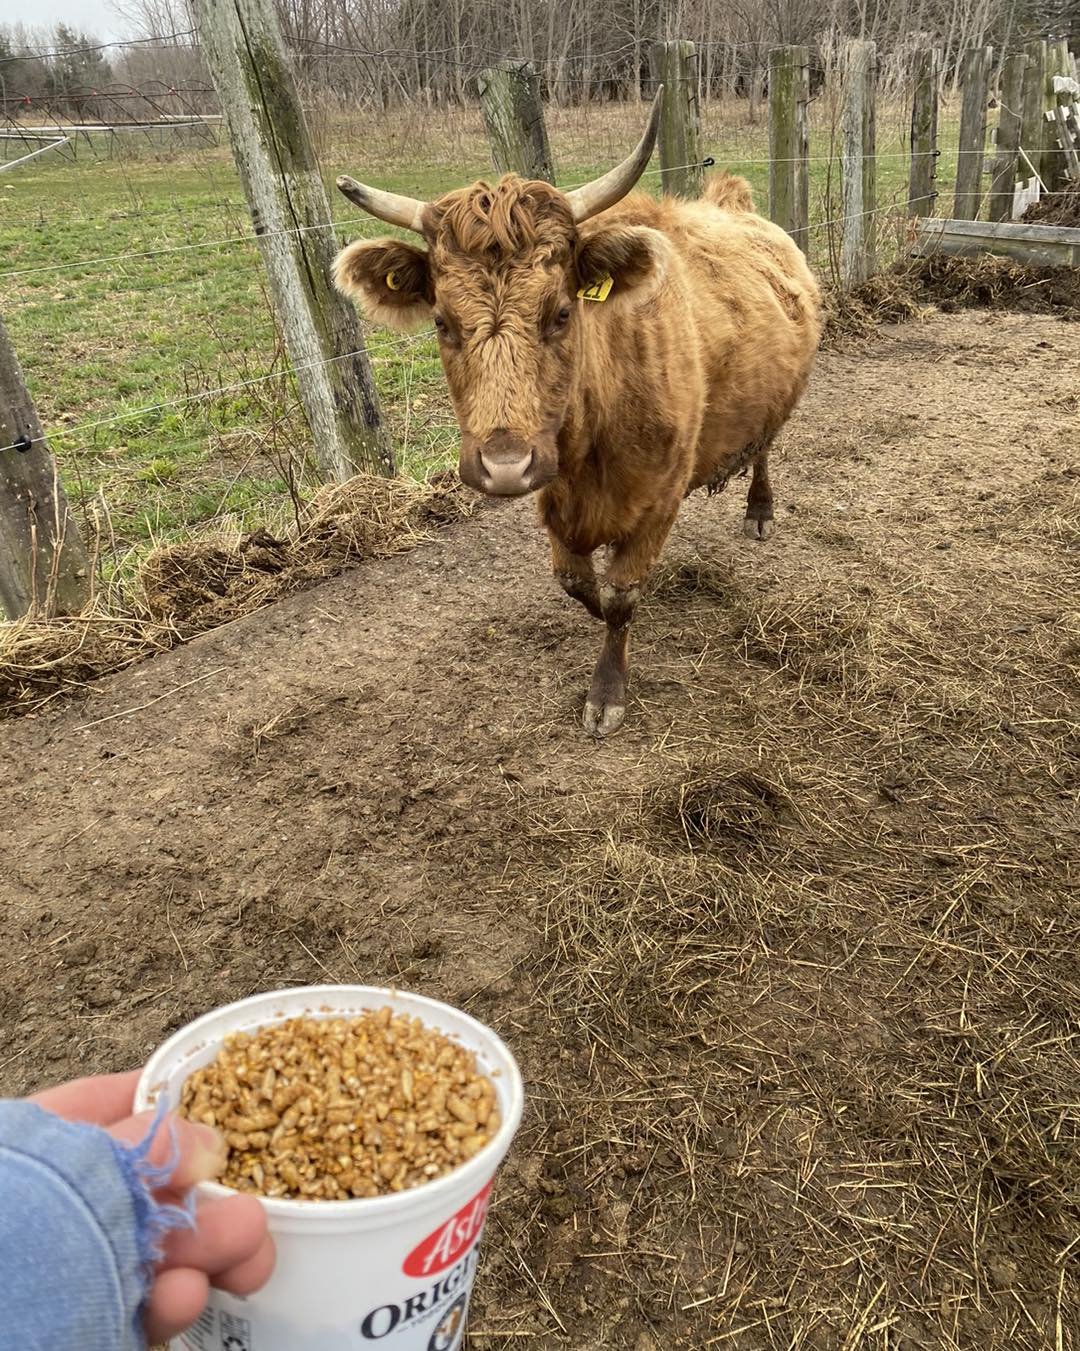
left=88, top=0, right=1069, bottom=114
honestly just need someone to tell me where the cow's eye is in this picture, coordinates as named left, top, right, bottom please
left=433, top=315, right=447, bottom=334
left=548, top=307, right=572, bottom=335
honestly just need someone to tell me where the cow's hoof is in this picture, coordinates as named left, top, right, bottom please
left=743, top=515, right=775, bottom=541
left=583, top=699, right=626, bottom=738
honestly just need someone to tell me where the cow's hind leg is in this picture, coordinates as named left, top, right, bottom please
left=743, top=447, right=775, bottom=540
left=584, top=506, right=677, bottom=737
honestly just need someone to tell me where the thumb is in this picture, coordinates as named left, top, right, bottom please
left=107, top=1111, right=228, bottom=1191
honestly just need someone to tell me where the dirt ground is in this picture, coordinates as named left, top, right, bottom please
left=1, top=308, right=1077, bottom=1349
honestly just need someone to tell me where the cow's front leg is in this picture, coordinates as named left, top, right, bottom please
left=551, top=538, right=603, bottom=621
left=583, top=581, right=638, bottom=736
left=583, top=508, right=676, bottom=737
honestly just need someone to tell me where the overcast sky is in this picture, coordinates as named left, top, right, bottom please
left=13, top=0, right=124, bottom=42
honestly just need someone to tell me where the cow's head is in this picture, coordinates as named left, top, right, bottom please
left=333, top=92, right=666, bottom=498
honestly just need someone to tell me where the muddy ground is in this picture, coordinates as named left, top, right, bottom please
left=1, top=308, right=1077, bottom=1349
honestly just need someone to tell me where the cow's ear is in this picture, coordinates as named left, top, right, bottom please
left=574, top=225, right=672, bottom=311
left=333, top=238, right=433, bottom=332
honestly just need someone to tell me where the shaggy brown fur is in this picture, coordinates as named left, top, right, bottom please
left=334, top=171, right=821, bottom=735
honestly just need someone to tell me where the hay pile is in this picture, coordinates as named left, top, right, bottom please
left=823, top=254, right=1080, bottom=346
left=0, top=473, right=474, bottom=717
left=1023, top=182, right=1080, bottom=228
left=908, top=253, right=1080, bottom=317
left=821, top=272, right=926, bottom=345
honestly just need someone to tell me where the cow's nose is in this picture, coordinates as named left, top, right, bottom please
left=479, top=448, right=535, bottom=496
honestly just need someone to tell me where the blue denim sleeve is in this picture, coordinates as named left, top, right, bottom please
left=0, top=1100, right=193, bottom=1351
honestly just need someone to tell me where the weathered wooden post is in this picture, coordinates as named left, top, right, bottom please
left=194, top=0, right=392, bottom=483
left=989, top=51, right=1028, bottom=221
left=953, top=46, right=993, bottom=220
left=1055, top=102, right=1080, bottom=181
left=908, top=47, right=940, bottom=215
left=649, top=40, right=704, bottom=198
left=840, top=39, right=877, bottom=288
left=768, top=45, right=810, bottom=249
left=1021, top=40, right=1049, bottom=182
left=0, top=315, right=90, bottom=619
left=1049, top=39, right=1080, bottom=187
left=1043, top=40, right=1066, bottom=189
left=476, top=61, right=555, bottom=183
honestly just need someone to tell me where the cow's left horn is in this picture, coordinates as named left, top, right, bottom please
left=336, top=175, right=427, bottom=233
left=564, top=86, right=664, bottom=223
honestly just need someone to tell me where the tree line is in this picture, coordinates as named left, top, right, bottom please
left=2, top=0, right=1076, bottom=119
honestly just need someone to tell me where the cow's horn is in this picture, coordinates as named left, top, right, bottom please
left=564, top=86, right=664, bottom=223
left=336, top=175, right=427, bottom=233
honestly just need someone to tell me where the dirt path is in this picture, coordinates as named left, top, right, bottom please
left=2, top=309, right=1078, bottom=1349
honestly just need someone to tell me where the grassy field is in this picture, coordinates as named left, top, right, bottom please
left=0, top=97, right=962, bottom=583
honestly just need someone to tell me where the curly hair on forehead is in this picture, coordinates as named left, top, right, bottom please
left=425, top=174, right=574, bottom=263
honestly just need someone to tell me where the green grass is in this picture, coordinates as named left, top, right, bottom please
left=0, top=99, right=964, bottom=582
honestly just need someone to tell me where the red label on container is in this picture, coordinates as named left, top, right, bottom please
left=403, top=1181, right=493, bottom=1278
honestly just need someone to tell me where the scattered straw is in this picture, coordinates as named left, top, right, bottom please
left=509, top=555, right=1080, bottom=1347
left=0, top=473, right=475, bottom=718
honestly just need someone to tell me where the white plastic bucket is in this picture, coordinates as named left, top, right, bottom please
left=135, top=984, right=524, bottom=1351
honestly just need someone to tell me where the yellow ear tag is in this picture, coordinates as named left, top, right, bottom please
left=386, top=271, right=401, bottom=291
left=577, top=275, right=614, bottom=303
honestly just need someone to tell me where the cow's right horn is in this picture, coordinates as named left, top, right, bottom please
left=564, top=86, right=664, bottom=223
left=336, top=175, right=427, bottom=233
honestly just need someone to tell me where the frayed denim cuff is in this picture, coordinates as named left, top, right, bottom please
left=0, top=1099, right=194, bottom=1350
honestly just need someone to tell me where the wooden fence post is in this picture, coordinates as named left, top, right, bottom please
left=649, top=40, right=704, bottom=198
left=476, top=62, right=555, bottom=183
left=1049, top=39, right=1079, bottom=188
left=194, top=0, right=392, bottom=484
left=1044, top=40, right=1066, bottom=189
left=768, top=45, right=809, bottom=249
left=1021, top=40, right=1049, bottom=182
left=840, top=39, right=876, bottom=288
left=989, top=51, right=1027, bottom=221
left=954, top=46, right=993, bottom=220
left=0, top=314, right=90, bottom=620
left=908, top=47, right=940, bottom=215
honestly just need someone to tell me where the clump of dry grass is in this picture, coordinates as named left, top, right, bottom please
left=0, top=473, right=475, bottom=717
left=0, top=613, right=172, bottom=715
left=650, top=557, right=742, bottom=603
left=822, top=271, right=926, bottom=346
left=141, top=474, right=471, bottom=638
left=649, top=762, right=793, bottom=854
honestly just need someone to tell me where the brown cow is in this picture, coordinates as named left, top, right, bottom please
left=333, top=94, right=821, bottom=735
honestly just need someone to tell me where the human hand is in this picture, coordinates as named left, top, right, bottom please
left=32, top=1069, right=275, bottom=1343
